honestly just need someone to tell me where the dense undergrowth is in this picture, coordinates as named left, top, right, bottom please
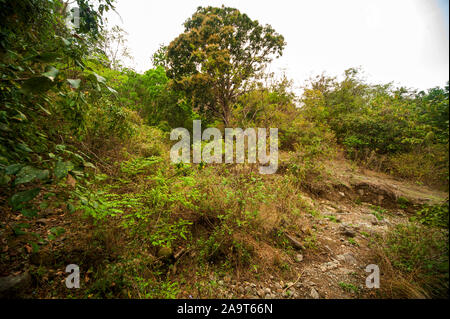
left=0, top=0, right=448, bottom=299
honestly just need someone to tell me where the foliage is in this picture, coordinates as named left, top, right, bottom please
left=411, top=203, right=449, bottom=228
left=300, top=68, right=449, bottom=188
left=165, top=6, right=285, bottom=125
left=383, top=223, right=448, bottom=297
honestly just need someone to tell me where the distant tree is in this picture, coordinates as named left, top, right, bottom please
left=165, top=6, right=285, bottom=125
left=100, top=25, right=133, bottom=70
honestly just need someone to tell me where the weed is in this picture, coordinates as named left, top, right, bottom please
left=339, top=282, right=359, bottom=294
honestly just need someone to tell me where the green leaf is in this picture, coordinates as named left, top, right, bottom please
left=29, top=241, right=39, bottom=253
left=14, top=166, right=49, bottom=185
left=16, top=143, right=32, bottom=153
left=42, top=66, right=59, bottom=81
left=84, top=162, right=96, bottom=169
left=0, top=174, right=11, bottom=185
left=11, top=111, right=27, bottom=122
left=67, top=202, right=75, bottom=213
left=67, top=79, right=81, bottom=89
left=50, top=227, right=65, bottom=237
left=12, top=223, right=30, bottom=236
left=91, top=72, right=106, bottom=84
left=20, top=208, right=38, bottom=218
left=106, top=86, right=117, bottom=94
left=38, top=104, right=51, bottom=115
left=0, top=123, right=12, bottom=132
left=55, top=144, right=66, bottom=152
left=5, top=164, right=24, bottom=175
left=54, top=160, right=73, bottom=179
left=10, top=188, right=41, bottom=210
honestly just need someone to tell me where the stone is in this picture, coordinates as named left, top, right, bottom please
left=337, top=252, right=357, bottom=265
left=368, top=214, right=379, bottom=225
left=310, top=287, right=320, bottom=299
left=0, top=272, right=32, bottom=298
left=264, top=287, right=271, bottom=294
left=295, top=254, right=304, bottom=262
left=257, top=289, right=265, bottom=297
left=320, top=260, right=340, bottom=271
left=339, top=224, right=356, bottom=237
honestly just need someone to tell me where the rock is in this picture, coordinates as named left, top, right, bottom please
left=339, top=224, right=356, bottom=237
left=320, top=260, right=340, bottom=271
left=264, top=287, right=271, bottom=294
left=0, top=272, right=32, bottom=298
left=157, top=247, right=173, bottom=259
left=295, top=254, right=304, bottom=262
left=274, top=283, right=282, bottom=290
left=257, top=289, right=265, bottom=297
left=368, top=214, right=379, bottom=225
left=310, top=287, right=320, bottom=299
left=338, top=192, right=345, bottom=197
left=218, top=280, right=224, bottom=286
left=337, top=253, right=357, bottom=265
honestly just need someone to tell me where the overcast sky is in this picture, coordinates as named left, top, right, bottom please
left=104, top=0, right=449, bottom=91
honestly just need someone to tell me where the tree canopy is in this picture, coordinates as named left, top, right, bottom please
left=165, top=6, right=285, bottom=125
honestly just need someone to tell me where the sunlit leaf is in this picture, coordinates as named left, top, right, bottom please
left=67, top=79, right=81, bottom=89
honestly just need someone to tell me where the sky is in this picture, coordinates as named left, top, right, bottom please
left=104, top=0, right=449, bottom=91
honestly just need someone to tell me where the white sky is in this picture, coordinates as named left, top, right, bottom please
left=104, top=0, right=449, bottom=91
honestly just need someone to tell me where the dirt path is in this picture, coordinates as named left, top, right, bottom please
left=205, top=163, right=448, bottom=299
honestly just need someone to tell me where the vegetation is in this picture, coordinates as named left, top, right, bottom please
left=0, top=0, right=448, bottom=300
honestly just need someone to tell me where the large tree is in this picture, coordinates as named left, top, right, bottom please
left=165, top=6, right=285, bottom=125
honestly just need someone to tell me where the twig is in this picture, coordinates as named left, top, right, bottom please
left=282, top=271, right=304, bottom=293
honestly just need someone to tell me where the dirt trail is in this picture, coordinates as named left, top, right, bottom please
left=211, top=162, right=448, bottom=299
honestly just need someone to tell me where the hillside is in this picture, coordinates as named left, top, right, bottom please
left=0, top=1, right=448, bottom=299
